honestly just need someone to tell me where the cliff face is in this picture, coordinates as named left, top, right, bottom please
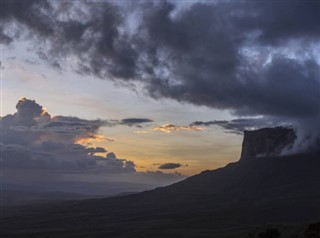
left=240, top=127, right=296, bottom=160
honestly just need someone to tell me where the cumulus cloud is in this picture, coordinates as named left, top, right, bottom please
left=158, top=163, right=182, bottom=170
left=2, top=98, right=108, bottom=147
left=0, top=98, right=135, bottom=173
left=1, top=98, right=186, bottom=195
left=1, top=1, right=319, bottom=151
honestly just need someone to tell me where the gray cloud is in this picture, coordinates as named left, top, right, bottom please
left=103, top=118, right=153, bottom=128
left=0, top=98, right=135, bottom=173
left=2, top=1, right=319, bottom=117
left=1, top=133, right=135, bottom=173
left=1, top=0, right=53, bottom=37
left=0, top=27, right=12, bottom=45
left=158, top=163, right=182, bottom=170
left=106, top=152, right=116, bottom=159
left=236, top=0, right=320, bottom=45
left=190, top=118, right=286, bottom=135
left=1, top=98, right=186, bottom=195
left=15, top=97, right=48, bottom=126
left=138, top=2, right=320, bottom=119
left=44, top=116, right=107, bottom=141
left=120, top=118, right=153, bottom=127
left=151, top=117, right=282, bottom=135
left=1, top=1, right=319, bottom=150
left=86, top=147, right=107, bottom=155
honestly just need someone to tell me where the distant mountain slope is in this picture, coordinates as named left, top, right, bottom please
left=0, top=190, right=107, bottom=206
left=2, top=128, right=320, bottom=237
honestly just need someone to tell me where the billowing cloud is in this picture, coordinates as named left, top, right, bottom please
left=15, top=97, right=49, bottom=125
left=153, top=124, right=204, bottom=133
left=86, top=147, right=107, bottom=155
left=1, top=98, right=186, bottom=195
left=0, top=98, right=135, bottom=173
left=2, top=1, right=319, bottom=151
left=0, top=27, right=13, bottom=45
left=158, top=163, right=182, bottom=170
left=2, top=98, right=108, bottom=147
left=1, top=0, right=53, bottom=39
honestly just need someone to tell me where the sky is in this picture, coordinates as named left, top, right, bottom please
left=1, top=0, right=319, bottom=195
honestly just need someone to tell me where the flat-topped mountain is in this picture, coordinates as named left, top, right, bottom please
left=2, top=127, right=320, bottom=237
left=240, top=127, right=296, bottom=160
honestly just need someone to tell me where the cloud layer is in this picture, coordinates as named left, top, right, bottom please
left=1, top=1, right=319, bottom=151
left=1, top=98, right=185, bottom=194
left=2, top=1, right=319, bottom=115
left=1, top=98, right=135, bottom=172
left=190, top=118, right=286, bottom=134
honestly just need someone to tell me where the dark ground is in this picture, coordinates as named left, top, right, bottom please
left=1, top=154, right=320, bottom=237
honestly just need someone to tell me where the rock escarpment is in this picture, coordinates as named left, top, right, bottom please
left=240, top=127, right=296, bottom=160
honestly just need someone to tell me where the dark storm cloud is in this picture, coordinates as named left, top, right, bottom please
left=137, top=2, right=320, bottom=119
left=0, top=27, right=12, bottom=45
left=1, top=1, right=320, bottom=149
left=235, top=0, right=320, bottom=45
left=0, top=98, right=135, bottom=173
left=158, top=163, right=182, bottom=170
left=1, top=142, right=136, bottom=172
left=1, top=0, right=53, bottom=36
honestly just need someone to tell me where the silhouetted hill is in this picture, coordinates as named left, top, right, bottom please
left=0, top=190, right=107, bottom=206
left=1, top=128, right=320, bottom=237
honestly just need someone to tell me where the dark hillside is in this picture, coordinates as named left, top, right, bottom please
left=2, top=128, right=320, bottom=237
